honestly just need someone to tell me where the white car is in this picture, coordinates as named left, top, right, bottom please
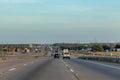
left=63, top=53, right=70, bottom=59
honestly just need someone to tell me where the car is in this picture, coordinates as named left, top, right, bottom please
left=63, top=53, right=70, bottom=59
left=54, top=53, right=60, bottom=59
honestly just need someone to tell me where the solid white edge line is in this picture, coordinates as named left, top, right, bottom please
left=9, top=68, right=16, bottom=71
left=24, top=64, right=27, bottom=66
left=66, top=64, right=68, bottom=67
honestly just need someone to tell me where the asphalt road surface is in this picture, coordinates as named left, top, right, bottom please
left=0, top=57, right=120, bottom=80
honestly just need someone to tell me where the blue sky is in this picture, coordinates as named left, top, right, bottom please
left=0, top=0, right=120, bottom=43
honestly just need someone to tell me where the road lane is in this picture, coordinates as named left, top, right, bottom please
left=65, top=58, right=120, bottom=80
left=1, top=58, right=77, bottom=80
left=23, top=59, right=77, bottom=80
left=0, top=58, right=52, bottom=80
left=0, top=58, right=44, bottom=74
left=1, top=58, right=120, bottom=80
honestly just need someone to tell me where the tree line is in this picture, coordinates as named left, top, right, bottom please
left=53, top=43, right=120, bottom=52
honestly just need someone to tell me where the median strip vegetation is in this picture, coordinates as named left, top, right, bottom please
left=0, top=51, right=51, bottom=62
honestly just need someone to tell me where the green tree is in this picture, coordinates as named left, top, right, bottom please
left=92, top=44, right=104, bottom=52
left=102, top=45, right=110, bottom=51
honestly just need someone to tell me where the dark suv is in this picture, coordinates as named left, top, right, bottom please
left=54, top=53, right=60, bottom=59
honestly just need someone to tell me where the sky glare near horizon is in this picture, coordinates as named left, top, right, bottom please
left=0, top=0, right=120, bottom=43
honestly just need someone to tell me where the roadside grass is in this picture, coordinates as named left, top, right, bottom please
left=0, top=51, right=52, bottom=62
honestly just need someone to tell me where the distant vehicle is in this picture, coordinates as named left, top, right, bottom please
left=63, top=49, right=70, bottom=59
left=22, top=48, right=30, bottom=54
left=54, top=53, right=60, bottom=59
left=63, top=53, right=70, bottom=59
left=63, top=49, right=69, bottom=53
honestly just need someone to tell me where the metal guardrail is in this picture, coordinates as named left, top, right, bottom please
left=80, top=56, right=120, bottom=63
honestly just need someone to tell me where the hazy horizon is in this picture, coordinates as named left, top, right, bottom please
left=0, top=0, right=120, bottom=44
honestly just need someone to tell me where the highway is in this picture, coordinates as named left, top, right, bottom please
left=0, top=57, right=120, bottom=80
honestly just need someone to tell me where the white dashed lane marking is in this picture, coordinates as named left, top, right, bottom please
left=70, top=69, right=74, bottom=72
left=66, top=64, right=68, bottom=67
left=9, top=68, right=16, bottom=71
left=62, top=60, right=80, bottom=80
left=24, top=64, right=27, bottom=66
